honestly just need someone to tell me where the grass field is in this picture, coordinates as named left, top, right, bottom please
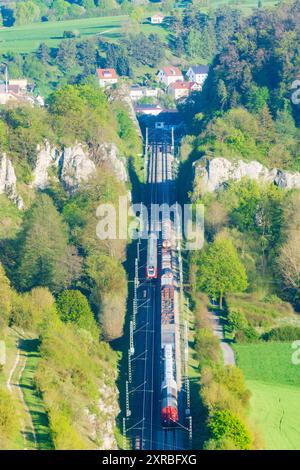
left=235, top=342, right=300, bottom=450
left=0, top=15, right=169, bottom=54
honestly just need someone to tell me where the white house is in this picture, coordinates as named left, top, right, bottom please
left=150, top=13, right=164, bottom=24
left=130, top=85, right=144, bottom=101
left=168, top=81, right=190, bottom=100
left=130, top=85, right=159, bottom=101
left=186, top=65, right=209, bottom=85
left=157, top=66, right=183, bottom=87
left=96, top=68, right=118, bottom=88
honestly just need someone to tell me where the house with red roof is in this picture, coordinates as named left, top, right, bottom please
left=168, top=81, right=201, bottom=100
left=157, top=66, right=183, bottom=87
left=96, top=68, right=118, bottom=88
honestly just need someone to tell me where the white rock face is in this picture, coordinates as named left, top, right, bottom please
left=95, top=143, right=128, bottom=183
left=33, top=141, right=58, bottom=189
left=195, top=157, right=300, bottom=194
left=33, top=141, right=127, bottom=193
left=60, top=143, right=96, bottom=193
left=0, top=153, right=24, bottom=209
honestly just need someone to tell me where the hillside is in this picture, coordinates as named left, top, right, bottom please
left=0, top=83, right=142, bottom=449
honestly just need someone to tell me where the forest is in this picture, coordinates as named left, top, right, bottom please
left=0, top=83, right=141, bottom=448
left=178, top=0, right=300, bottom=450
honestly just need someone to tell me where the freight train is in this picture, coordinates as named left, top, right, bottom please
left=145, top=145, right=179, bottom=427
left=160, top=212, right=178, bottom=427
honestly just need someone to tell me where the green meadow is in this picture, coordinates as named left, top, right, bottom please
left=235, top=342, right=300, bottom=450
left=0, top=15, right=170, bottom=54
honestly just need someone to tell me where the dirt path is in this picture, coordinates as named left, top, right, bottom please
left=208, top=309, right=235, bottom=366
left=7, top=337, right=37, bottom=449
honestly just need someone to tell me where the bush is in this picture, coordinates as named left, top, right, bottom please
left=235, top=326, right=260, bottom=343
left=208, top=409, right=252, bottom=450
left=0, top=387, right=19, bottom=449
left=263, top=326, right=300, bottom=342
left=56, top=290, right=99, bottom=337
left=227, top=309, right=248, bottom=334
left=195, top=328, right=222, bottom=368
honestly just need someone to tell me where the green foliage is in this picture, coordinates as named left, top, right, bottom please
left=0, top=195, right=22, bottom=240
left=17, top=194, right=72, bottom=292
left=56, top=289, right=99, bottom=336
left=10, top=288, right=56, bottom=332
left=36, top=315, right=118, bottom=449
left=0, top=263, right=12, bottom=333
left=198, top=107, right=300, bottom=170
left=208, top=409, right=252, bottom=450
left=195, top=328, right=222, bottom=368
left=263, top=326, right=300, bottom=342
left=0, top=387, right=19, bottom=449
left=47, top=84, right=114, bottom=146
left=196, top=235, right=247, bottom=307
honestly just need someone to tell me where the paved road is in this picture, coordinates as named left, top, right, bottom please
left=209, top=310, right=236, bottom=366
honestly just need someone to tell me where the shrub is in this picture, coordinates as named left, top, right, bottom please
left=0, top=387, right=19, bottom=449
left=208, top=409, right=252, bottom=450
left=195, top=328, right=222, bottom=368
left=56, top=290, right=99, bottom=337
left=227, top=309, right=248, bottom=334
left=235, top=326, right=260, bottom=343
left=263, top=326, right=300, bottom=342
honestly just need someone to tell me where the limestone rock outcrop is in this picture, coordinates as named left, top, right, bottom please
left=0, top=153, right=24, bottom=209
left=194, top=157, right=300, bottom=194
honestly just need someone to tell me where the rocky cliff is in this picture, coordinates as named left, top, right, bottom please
left=0, top=154, right=24, bottom=209
left=194, top=157, right=300, bottom=195
left=0, top=141, right=128, bottom=207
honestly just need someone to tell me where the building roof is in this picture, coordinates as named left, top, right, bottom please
left=0, top=84, right=21, bottom=94
left=96, top=68, right=117, bottom=79
left=135, top=104, right=162, bottom=111
left=151, top=13, right=164, bottom=18
left=169, top=81, right=190, bottom=90
left=160, top=66, right=182, bottom=77
left=188, top=65, right=209, bottom=74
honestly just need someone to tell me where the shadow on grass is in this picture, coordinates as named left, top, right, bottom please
left=18, top=338, right=54, bottom=450
left=110, top=156, right=144, bottom=449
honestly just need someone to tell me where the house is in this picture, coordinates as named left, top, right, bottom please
left=186, top=65, right=209, bottom=85
left=168, top=81, right=191, bottom=100
left=130, top=85, right=144, bottom=101
left=9, top=79, right=28, bottom=91
left=135, top=104, right=162, bottom=116
left=96, top=68, right=118, bottom=88
left=157, top=66, right=183, bottom=87
left=150, top=13, right=165, bottom=24
left=130, top=85, right=159, bottom=101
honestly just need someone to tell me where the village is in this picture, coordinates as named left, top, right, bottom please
left=96, top=63, right=209, bottom=118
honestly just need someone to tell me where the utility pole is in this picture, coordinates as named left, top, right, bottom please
left=122, top=417, right=127, bottom=450
left=5, top=65, right=8, bottom=94
left=144, top=127, right=149, bottom=182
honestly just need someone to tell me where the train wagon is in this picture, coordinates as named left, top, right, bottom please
left=146, top=232, right=158, bottom=279
left=161, top=344, right=178, bottom=426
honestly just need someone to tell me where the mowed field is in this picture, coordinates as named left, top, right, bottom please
left=0, top=15, right=171, bottom=54
left=235, top=342, right=300, bottom=450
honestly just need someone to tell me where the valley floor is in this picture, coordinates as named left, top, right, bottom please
left=235, top=343, right=300, bottom=450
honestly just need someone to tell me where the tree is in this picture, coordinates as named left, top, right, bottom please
left=208, top=409, right=252, bottom=450
left=0, top=263, right=12, bottom=333
left=18, top=194, right=71, bottom=292
left=14, top=1, right=40, bottom=26
left=56, top=39, right=77, bottom=72
left=87, top=254, right=127, bottom=341
left=36, top=43, right=51, bottom=65
left=56, top=290, right=98, bottom=335
left=196, top=235, right=248, bottom=308
left=0, top=387, right=19, bottom=449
